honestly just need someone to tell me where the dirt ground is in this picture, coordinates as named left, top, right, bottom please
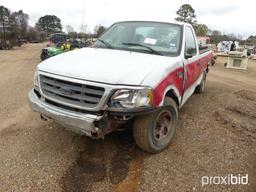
left=0, top=43, right=255, bottom=192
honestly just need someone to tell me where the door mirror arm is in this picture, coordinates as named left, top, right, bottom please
left=185, top=53, right=193, bottom=59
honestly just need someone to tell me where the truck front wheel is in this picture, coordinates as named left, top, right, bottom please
left=133, top=97, right=178, bottom=153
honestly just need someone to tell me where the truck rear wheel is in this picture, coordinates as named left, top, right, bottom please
left=133, top=97, right=178, bottom=153
left=195, top=72, right=206, bottom=94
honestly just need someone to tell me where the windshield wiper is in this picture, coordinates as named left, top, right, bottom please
left=122, top=42, right=163, bottom=56
left=97, top=39, right=114, bottom=49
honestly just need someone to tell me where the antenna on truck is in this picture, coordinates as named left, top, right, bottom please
left=80, top=0, right=87, bottom=33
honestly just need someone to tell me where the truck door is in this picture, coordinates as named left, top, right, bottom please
left=198, top=54, right=209, bottom=76
left=184, top=26, right=199, bottom=91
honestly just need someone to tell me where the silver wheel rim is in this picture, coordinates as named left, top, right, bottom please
left=153, top=110, right=173, bottom=141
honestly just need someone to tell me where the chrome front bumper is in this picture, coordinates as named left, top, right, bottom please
left=28, top=90, right=103, bottom=136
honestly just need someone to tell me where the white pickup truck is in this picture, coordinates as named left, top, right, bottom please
left=28, top=21, right=212, bottom=153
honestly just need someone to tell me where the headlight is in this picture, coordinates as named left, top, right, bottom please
left=110, top=88, right=154, bottom=109
left=33, top=71, right=39, bottom=87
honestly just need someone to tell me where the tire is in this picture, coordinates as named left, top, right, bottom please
left=40, top=53, right=48, bottom=61
left=195, top=72, right=206, bottom=94
left=133, top=97, right=178, bottom=153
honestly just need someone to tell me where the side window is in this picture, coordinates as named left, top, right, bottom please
left=185, top=27, right=197, bottom=57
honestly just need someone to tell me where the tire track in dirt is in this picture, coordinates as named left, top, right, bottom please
left=213, top=89, right=256, bottom=143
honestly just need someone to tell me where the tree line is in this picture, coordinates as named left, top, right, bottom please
left=0, top=5, right=52, bottom=47
left=175, top=4, right=255, bottom=45
left=0, top=5, right=107, bottom=49
left=175, top=4, right=208, bottom=36
left=65, top=24, right=106, bottom=39
left=1, top=4, right=255, bottom=48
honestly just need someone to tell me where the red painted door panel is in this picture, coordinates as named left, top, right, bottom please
left=184, top=60, right=197, bottom=91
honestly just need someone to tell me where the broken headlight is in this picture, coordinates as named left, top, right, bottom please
left=109, top=88, right=154, bottom=110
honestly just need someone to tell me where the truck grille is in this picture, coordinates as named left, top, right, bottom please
left=39, top=75, right=105, bottom=109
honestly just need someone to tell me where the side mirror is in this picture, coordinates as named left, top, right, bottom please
left=185, top=48, right=196, bottom=59
left=185, top=53, right=193, bottom=59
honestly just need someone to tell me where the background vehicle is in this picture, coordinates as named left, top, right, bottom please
left=40, top=46, right=65, bottom=60
left=29, top=21, right=212, bottom=153
left=48, top=33, right=69, bottom=47
left=40, top=33, right=69, bottom=60
left=41, top=32, right=90, bottom=60
left=40, top=39, right=88, bottom=60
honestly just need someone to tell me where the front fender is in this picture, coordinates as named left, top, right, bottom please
left=154, top=85, right=182, bottom=107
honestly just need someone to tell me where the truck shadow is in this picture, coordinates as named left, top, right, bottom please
left=60, top=129, right=144, bottom=192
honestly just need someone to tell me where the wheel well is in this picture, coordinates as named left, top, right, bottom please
left=165, top=89, right=179, bottom=107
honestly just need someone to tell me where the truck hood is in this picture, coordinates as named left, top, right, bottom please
left=38, top=48, right=175, bottom=86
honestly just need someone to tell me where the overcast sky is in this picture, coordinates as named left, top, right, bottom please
left=1, top=0, right=255, bottom=38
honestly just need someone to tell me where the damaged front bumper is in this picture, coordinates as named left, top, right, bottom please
left=28, top=90, right=103, bottom=136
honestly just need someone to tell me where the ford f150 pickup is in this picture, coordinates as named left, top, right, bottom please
left=28, top=21, right=212, bottom=153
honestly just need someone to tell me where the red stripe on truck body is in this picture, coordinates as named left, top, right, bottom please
left=153, top=53, right=212, bottom=107
left=154, top=67, right=184, bottom=106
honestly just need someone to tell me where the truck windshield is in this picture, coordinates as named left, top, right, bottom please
left=94, top=21, right=182, bottom=56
